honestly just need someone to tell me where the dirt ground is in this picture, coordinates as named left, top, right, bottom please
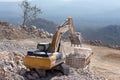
left=0, top=39, right=120, bottom=80
left=87, top=45, right=120, bottom=80
left=63, top=42, right=120, bottom=80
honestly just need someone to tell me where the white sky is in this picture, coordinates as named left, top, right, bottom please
left=62, top=0, right=73, bottom=2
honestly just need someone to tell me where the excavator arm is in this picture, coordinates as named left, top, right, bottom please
left=48, top=17, right=81, bottom=53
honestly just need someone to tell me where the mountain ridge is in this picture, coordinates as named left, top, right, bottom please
left=26, top=18, right=57, bottom=33
left=82, top=25, right=120, bottom=45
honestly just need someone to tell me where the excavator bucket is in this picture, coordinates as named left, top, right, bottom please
left=69, top=32, right=82, bottom=46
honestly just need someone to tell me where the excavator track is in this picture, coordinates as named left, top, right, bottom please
left=35, top=69, right=46, bottom=77
left=28, top=63, right=69, bottom=78
left=54, top=63, right=69, bottom=75
left=60, top=63, right=69, bottom=75
left=35, top=63, right=70, bottom=77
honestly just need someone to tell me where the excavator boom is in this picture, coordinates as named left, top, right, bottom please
left=48, top=17, right=81, bottom=53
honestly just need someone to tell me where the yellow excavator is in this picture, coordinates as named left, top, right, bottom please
left=23, top=17, right=81, bottom=76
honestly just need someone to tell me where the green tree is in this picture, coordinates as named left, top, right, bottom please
left=20, top=0, right=42, bottom=25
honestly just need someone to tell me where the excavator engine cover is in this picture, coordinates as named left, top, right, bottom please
left=27, top=50, right=52, bottom=57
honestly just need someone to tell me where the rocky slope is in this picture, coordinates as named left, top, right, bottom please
left=0, top=21, right=53, bottom=40
left=26, top=18, right=57, bottom=33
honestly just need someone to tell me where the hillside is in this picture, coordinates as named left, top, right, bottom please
left=26, top=18, right=57, bottom=33
left=82, top=25, right=120, bottom=45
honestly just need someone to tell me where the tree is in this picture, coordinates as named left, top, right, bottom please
left=20, top=0, right=42, bottom=25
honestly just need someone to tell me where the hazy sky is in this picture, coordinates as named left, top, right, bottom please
left=0, top=0, right=32, bottom=2
left=0, top=0, right=120, bottom=26
left=1, top=0, right=120, bottom=17
left=36, top=0, right=120, bottom=16
left=33, top=0, right=120, bottom=24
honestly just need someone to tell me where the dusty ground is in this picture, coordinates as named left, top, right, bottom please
left=0, top=38, right=50, bottom=53
left=0, top=39, right=119, bottom=80
left=63, top=42, right=120, bottom=80
left=87, top=45, right=120, bottom=80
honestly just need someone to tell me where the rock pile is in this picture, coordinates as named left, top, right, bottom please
left=0, top=21, right=53, bottom=40
left=0, top=51, right=25, bottom=80
left=0, top=22, right=27, bottom=40
left=84, top=40, right=103, bottom=46
left=84, top=40, right=120, bottom=50
left=19, top=25, right=53, bottom=38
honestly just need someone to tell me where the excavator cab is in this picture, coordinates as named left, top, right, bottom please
left=27, top=43, right=53, bottom=57
left=37, top=43, right=50, bottom=52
